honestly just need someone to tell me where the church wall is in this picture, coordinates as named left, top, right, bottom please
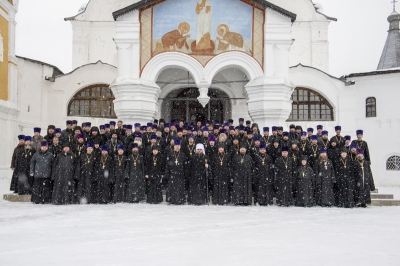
left=48, top=62, right=118, bottom=128
left=351, top=73, right=400, bottom=187
left=0, top=12, right=8, bottom=100
left=16, top=58, right=54, bottom=134
left=0, top=0, right=19, bottom=178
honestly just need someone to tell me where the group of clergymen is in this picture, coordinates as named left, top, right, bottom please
left=9, top=118, right=374, bottom=207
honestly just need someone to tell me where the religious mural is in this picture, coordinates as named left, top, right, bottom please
left=152, top=0, right=253, bottom=56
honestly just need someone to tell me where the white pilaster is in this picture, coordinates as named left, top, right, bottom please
left=110, top=11, right=160, bottom=125
left=246, top=8, right=294, bottom=126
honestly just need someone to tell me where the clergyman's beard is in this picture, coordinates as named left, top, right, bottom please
left=218, top=135, right=227, bottom=142
left=134, top=140, right=142, bottom=147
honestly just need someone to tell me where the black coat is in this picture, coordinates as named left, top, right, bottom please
left=14, top=146, right=36, bottom=195
left=352, top=159, right=375, bottom=205
left=75, top=153, right=96, bottom=203
left=145, top=153, right=165, bottom=204
left=93, top=155, right=114, bottom=204
left=231, top=153, right=253, bottom=205
left=254, top=153, right=274, bottom=205
left=10, top=144, right=25, bottom=192
left=188, top=153, right=209, bottom=205
left=294, top=165, right=315, bottom=207
left=351, top=140, right=371, bottom=163
left=165, top=150, right=189, bottom=204
left=307, top=144, right=320, bottom=168
left=313, top=159, right=336, bottom=206
left=274, top=156, right=295, bottom=206
left=124, top=153, right=146, bottom=203
left=51, top=152, right=76, bottom=205
left=113, top=155, right=127, bottom=203
left=212, top=152, right=231, bottom=205
left=335, top=157, right=356, bottom=208
left=30, top=150, right=54, bottom=204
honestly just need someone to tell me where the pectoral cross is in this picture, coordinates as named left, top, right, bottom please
left=102, top=165, right=105, bottom=169
left=175, top=159, right=178, bottom=165
left=220, top=162, right=223, bottom=166
left=134, top=162, right=137, bottom=166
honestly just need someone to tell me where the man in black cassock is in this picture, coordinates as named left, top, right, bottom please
left=113, top=144, right=127, bottom=203
left=274, top=146, right=295, bottom=207
left=124, top=143, right=145, bottom=203
left=188, top=144, right=209, bottom=205
left=30, top=141, right=54, bottom=204
left=294, top=156, right=315, bottom=207
left=313, top=148, right=336, bottom=207
left=353, top=149, right=375, bottom=207
left=254, top=143, right=274, bottom=206
left=351, top=130, right=371, bottom=163
left=212, top=143, right=231, bottom=205
left=165, top=139, right=189, bottom=205
left=145, top=146, right=165, bottom=204
left=93, top=145, right=114, bottom=204
left=335, top=147, right=355, bottom=208
left=231, top=143, right=253, bottom=206
left=51, top=143, right=76, bottom=205
left=10, top=135, right=25, bottom=193
left=75, top=142, right=96, bottom=204
left=14, top=136, right=36, bottom=195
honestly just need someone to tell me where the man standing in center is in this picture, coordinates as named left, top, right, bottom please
left=188, top=143, right=209, bottom=205
left=231, top=143, right=253, bottom=206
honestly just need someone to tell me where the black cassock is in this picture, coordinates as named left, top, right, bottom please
left=212, top=152, right=231, bottom=205
left=335, top=157, right=356, bottom=208
left=10, top=144, right=24, bottom=193
left=113, top=155, right=127, bottom=203
left=165, top=150, right=189, bottom=205
left=313, top=159, right=336, bottom=206
left=51, top=152, right=76, bottom=205
left=352, top=159, right=375, bottom=205
left=145, top=153, right=165, bottom=204
left=14, top=147, right=36, bottom=195
left=254, top=153, right=274, bottom=206
left=274, top=156, right=295, bottom=206
left=351, top=140, right=371, bottom=163
left=188, top=153, right=209, bottom=205
left=124, top=153, right=146, bottom=203
left=93, top=155, right=114, bottom=204
left=231, top=153, right=253, bottom=205
left=75, top=153, right=96, bottom=204
left=294, top=165, right=315, bottom=207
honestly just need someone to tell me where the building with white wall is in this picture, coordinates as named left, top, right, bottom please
left=2, top=0, right=400, bottom=187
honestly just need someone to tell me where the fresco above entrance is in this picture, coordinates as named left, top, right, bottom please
left=140, top=0, right=264, bottom=70
left=152, top=0, right=253, bottom=56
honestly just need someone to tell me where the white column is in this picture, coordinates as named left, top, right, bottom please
left=110, top=11, right=160, bottom=125
left=246, top=8, right=294, bottom=126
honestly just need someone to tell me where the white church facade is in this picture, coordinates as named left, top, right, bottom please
left=1, top=0, right=400, bottom=186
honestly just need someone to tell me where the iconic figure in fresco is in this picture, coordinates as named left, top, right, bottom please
left=194, top=0, right=213, bottom=51
left=161, top=22, right=191, bottom=52
left=216, top=24, right=249, bottom=53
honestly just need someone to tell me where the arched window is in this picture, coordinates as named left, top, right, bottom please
left=68, top=84, right=116, bottom=118
left=288, top=87, right=334, bottom=121
left=366, top=97, right=376, bottom=118
left=387, top=156, right=400, bottom=171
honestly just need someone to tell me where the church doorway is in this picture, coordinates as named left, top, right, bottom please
left=161, top=88, right=231, bottom=122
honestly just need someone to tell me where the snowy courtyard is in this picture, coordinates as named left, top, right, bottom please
left=1, top=176, right=399, bottom=266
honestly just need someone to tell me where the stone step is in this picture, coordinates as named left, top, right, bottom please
left=3, top=194, right=31, bottom=202
left=371, top=189, right=379, bottom=193
left=370, top=199, right=400, bottom=206
left=371, top=194, right=393, bottom=199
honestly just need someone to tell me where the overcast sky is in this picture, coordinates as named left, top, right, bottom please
left=16, top=0, right=393, bottom=77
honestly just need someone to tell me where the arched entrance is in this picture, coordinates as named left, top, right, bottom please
left=161, top=88, right=231, bottom=122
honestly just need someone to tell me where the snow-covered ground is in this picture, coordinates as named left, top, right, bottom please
left=1, top=176, right=400, bottom=266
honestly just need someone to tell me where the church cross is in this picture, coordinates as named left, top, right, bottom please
left=392, top=0, right=398, bottom=11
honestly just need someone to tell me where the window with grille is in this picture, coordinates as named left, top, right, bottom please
left=387, top=156, right=400, bottom=171
left=288, top=88, right=334, bottom=121
left=366, top=97, right=376, bottom=118
left=68, top=84, right=116, bottom=118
